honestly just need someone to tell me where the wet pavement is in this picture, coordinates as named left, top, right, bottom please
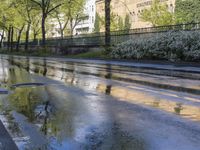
left=0, top=55, right=200, bottom=150
left=0, top=118, right=18, bottom=150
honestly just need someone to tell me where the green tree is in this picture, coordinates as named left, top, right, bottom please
left=140, top=0, right=174, bottom=26
left=124, top=14, right=131, bottom=30
left=30, top=0, right=62, bottom=46
left=52, top=0, right=85, bottom=38
left=100, top=12, right=123, bottom=31
left=14, top=0, right=38, bottom=51
left=175, top=0, right=200, bottom=23
left=0, top=0, right=22, bottom=51
left=94, top=13, right=100, bottom=33
left=31, top=14, right=41, bottom=41
left=118, top=16, right=124, bottom=30
left=0, top=1, right=9, bottom=48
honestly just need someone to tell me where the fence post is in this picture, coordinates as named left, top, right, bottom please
left=182, top=24, right=185, bottom=30
left=196, top=23, right=199, bottom=29
left=37, top=39, right=40, bottom=46
left=1, top=39, right=3, bottom=48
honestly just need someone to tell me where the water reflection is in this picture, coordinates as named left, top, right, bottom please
left=32, top=59, right=200, bottom=121
left=105, top=64, right=112, bottom=95
left=98, top=84, right=200, bottom=121
left=10, top=56, right=199, bottom=94
left=5, top=84, right=77, bottom=149
left=4, top=57, right=200, bottom=122
left=26, top=58, right=200, bottom=93
left=8, top=87, right=48, bottom=121
left=0, top=58, right=8, bottom=83
left=174, top=103, right=183, bottom=115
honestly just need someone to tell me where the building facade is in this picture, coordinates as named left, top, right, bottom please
left=74, top=0, right=96, bottom=35
left=47, top=15, right=65, bottom=38
left=96, top=0, right=176, bottom=31
left=47, top=0, right=96, bottom=38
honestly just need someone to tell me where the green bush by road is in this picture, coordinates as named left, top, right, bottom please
left=111, top=31, right=200, bottom=62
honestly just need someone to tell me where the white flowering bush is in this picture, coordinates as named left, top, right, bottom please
left=112, top=40, right=145, bottom=59
left=111, top=31, right=200, bottom=62
left=184, top=43, right=200, bottom=61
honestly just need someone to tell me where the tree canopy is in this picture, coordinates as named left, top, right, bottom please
left=175, top=0, right=200, bottom=23
left=140, top=0, right=174, bottom=26
left=0, top=0, right=85, bottom=49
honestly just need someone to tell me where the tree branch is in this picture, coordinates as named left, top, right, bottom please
left=30, top=0, right=42, bottom=8
left=47, top=3, right=62, bottom=14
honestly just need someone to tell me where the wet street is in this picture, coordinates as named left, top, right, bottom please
left=0, top=55, right=200, bottom=150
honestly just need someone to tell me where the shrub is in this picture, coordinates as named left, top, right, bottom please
left=111, top=31, right=200, bottom=62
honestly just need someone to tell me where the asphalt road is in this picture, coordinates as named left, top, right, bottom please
left=0, top=55, right=200, bottom=150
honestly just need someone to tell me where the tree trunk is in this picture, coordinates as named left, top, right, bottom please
left=61, top=29, right=64, bottom=39
left=10, top=26, right=14, bottom=52
left=0, top=29, right=4, bottom=48
left=70, top=18, right=73, bottom=38
left=33, top=32, right=37, bottom=42
left=57, top=18, right=64, bottom=39
left=7, top=26, right=11, bottom=51
left=16, top=25, right=25, bottom=51
left=25, top=23, right=31, bottom=51
left=105, top=0, right=111, bottom=48
left=69, top=18, right=74, bottom=46
left=42, top=16, right=46, bottom=46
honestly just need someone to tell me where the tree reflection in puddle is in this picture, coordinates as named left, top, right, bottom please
left=8, top=87, right=48, bottom=122
left=5, top=83, right=147, bottom=149
left=5, top=85, right=77, bottom=149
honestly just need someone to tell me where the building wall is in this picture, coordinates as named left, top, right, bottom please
left=74, top=0, right=96, bottom=35
left=96, top=0, right=176, bottom=31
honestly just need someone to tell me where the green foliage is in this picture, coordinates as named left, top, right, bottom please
left=175, top=0, right=200, bottom=23
left=0, top=0, right=41, bottom=42
left=0, top=0, right=85, bottom=45
left=124, top=14, right=131, bottom=30
left=97, top=12, right=122, bottom=31
left=0, top=0, right=18, bottom=30
left=94, top=13, right=101, bottom=32
left=65, top=0, right=85, bottom=19
left=51, top=0, right=85, bottom=37
left=118, top=17, right=124, bottom=30
left=99, top=12, right=132, bottom=31
left=140, top=0, right=174, bottom=26
left=110, top=13, right=121, bottom=31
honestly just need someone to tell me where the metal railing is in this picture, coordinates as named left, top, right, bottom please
left=4, top=22, right=200, bottom=48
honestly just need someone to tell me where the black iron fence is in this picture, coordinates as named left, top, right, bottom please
left=4, top=22, right=200, bottom=48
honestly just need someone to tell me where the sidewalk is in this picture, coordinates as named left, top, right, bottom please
left=0, top=120, right=18, bottom=150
